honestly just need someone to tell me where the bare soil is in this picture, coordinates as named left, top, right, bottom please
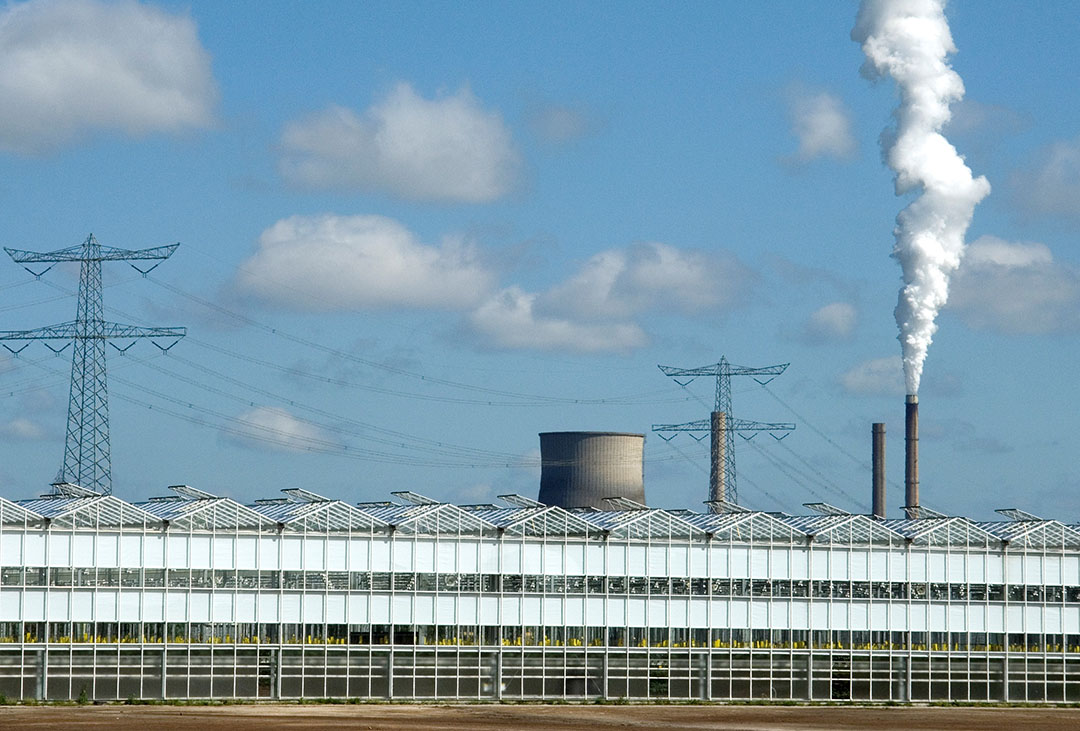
left=1, top=704, right=1079, bottom=731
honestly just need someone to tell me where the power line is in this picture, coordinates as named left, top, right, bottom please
left=129, top=353, right=527, bottom=463
left=184, top=337, right=688, bottom=408
left=147, top=275, right=671, bottom=406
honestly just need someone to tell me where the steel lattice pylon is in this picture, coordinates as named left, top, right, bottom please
left=0, top=234, right=185, bottom=494
left=653, top=356, right=794, bottom=511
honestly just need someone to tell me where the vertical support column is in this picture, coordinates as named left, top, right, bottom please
left=905, top=653, right=912, bottom=702
left=872, top=423, right=886, bottom=519
left=602, top=652, right=609, bottom=699
left=709, top=411, right=726, bottom=508
left=806, top=653, right=813, bottom=700
left=160, top=648, right=167, bottom=699
left=35, top=648, right=46, bottom=701
left=385, top=651, right=393, bottom=700
left=274, top=647, right=282, bottom=700
left=701, top=652, right=711, bottom=700
left=494, top=651, right=503, bottom=700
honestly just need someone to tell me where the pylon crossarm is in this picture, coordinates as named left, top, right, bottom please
left=0, top=322, right=185, bottom=341
left=5, top=245, right=83, bottom=261
left=652, top=420, right=710, bottom=433
left=728, top=419, right=796, bottom=432
left=5, top=243, right=178, bottom=263
left=0, top=322, right=79, bottom=340
left=659, top=362, right=788, bottom=378
left=100, top=323, right=185, bottom=339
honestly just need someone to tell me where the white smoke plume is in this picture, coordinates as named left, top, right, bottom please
left=853, top=0, right=990, bottom=394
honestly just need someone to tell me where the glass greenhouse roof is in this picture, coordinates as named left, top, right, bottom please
left=2, top=485, right=1079, bottom=550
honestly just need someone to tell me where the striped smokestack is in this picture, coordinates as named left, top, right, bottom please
left=905, top=394, right=919, bottom=510
left=872, top=423, right=886, bottom=519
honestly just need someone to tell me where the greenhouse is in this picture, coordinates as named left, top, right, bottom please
left=0, top=483, right=1078, bottom=702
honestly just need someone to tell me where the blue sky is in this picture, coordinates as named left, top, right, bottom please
left=1, top=0, right=1079, bottom=519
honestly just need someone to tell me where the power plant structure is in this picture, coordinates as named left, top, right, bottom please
left=1, top=242, right=1080, bottom=704
left=871, top=423, right=886, bottom=519
left=538, top=432, right=646, bottom=509
left=905, top=394, right=920, bottom=515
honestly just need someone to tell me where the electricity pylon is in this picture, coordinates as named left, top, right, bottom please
left=0, top=234, right=185, bottom=495
left=653, top=356, right=793, bottom=511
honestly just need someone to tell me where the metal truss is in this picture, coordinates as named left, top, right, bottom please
left=0, top=234, right=184, bottom=494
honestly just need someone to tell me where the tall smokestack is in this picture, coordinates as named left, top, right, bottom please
left=709, top=411, right=726, bottom=509
left=872, top=423, right=886, bottom=519
left=905, top=395, right=919, bottom=510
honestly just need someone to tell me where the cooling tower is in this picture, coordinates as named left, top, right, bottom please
left=538, top=431, right=646, bottom=509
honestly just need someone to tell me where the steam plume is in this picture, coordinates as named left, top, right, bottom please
left=853, top=0, right=990, bottom=394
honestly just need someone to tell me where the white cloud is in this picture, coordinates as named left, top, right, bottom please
left=528, top=104, right=592, bottom=144
left=840, top=356, right=905, bottom=396
left=799, top=302, right=857, bottom=343
left=467, top=242, right=749, bottom=354
left=787, top=90, right=856, bottom=162
left=279, top=82, right=520, bottom=202
left=469, top=286, right=647, bottom=354
left=464, top=241, right=751, bottom=354
left=0, top=0, right=216, bottom=155
left=1012, top=138, right=1080, bottom=218
left=455, top=482, right=495, bottom=503
left=949, top=235, right=1080, bottom=334
left=0, top=418, right=47, bottom=441
left=540, top=243, right=748, bottom=321
left=227, top=406, right=336, bottom=454
left=236, top=214, right=495, bottom=311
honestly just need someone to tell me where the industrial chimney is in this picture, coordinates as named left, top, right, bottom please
left=872, top=423, right=886, bottom=519
left=905, top=395, right=919, bottom=511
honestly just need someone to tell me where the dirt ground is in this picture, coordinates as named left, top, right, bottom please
left=1, top=704, right=1079, bottom=731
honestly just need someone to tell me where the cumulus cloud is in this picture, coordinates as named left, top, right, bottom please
left=540, top=243, right=749, bottom=321
left=226, top=406, right=337, bottom=454
left=455, top=482, right=495, bottom=503
left=949, top=235, right=1080, bottom=334
left=798, top=302, right=857, bottom=343
left=469, top=286, right=647, bottom=354
left=1012, top=138, right=1080, bottom=219
left=0, top=418, right=48, bottom=441
left=236, top=214, right=495, bottom=311
left=0, top=0, right=217, bottom=155
left=528, top=103, right=593, bottom=144
left=786, top=89, right=856, bottom=162
left=840, top=356, right=904, bottom=396
left=279, top=82, right=520, bottom=202
left=468, top=242, right=748, bottom=354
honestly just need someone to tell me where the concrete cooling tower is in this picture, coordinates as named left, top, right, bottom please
left=537, top=431, right=645, bottom=509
